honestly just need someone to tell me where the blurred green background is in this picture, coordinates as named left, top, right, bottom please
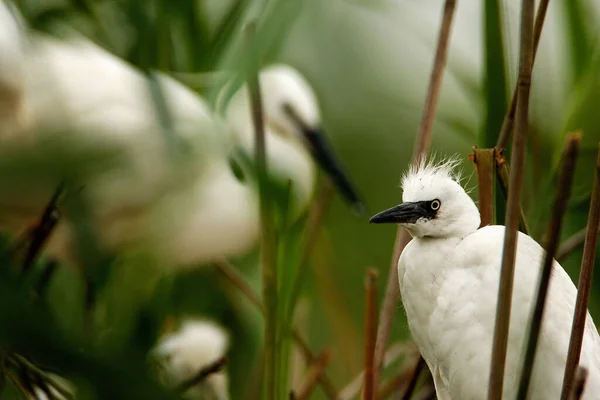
left=2, top=0, right=600, bottom=399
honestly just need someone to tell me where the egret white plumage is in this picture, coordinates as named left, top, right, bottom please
left=0, top=0, right=361, bottom=268
left=153, top=319, right=230, bottom=400
left=369, top=157, right=600, bottom=399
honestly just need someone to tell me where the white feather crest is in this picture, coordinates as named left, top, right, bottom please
left=400, top=153, right=464, bottom=189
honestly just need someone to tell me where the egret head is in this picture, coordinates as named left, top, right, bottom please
left=224, top=64, right=362, bottom=214
left=369, top=156, right=480, bottom=238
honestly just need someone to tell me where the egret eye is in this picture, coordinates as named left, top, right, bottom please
left=430, top=199, right=441, bottom=211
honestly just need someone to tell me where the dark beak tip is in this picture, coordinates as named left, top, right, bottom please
left=368, top=214, right=383, bottom=224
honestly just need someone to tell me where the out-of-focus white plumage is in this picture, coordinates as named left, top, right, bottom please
left=372, top=158, right=600, bottom=399
left=154, top=319, right=230, bottom=400
left=224, top=64, right=321, bottom=215
left=0, top=0, right=331, bottom=267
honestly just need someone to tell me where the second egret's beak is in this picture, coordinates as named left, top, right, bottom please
left=302, top=127, right=364, bottom=215
left=369, top=202, right=430, bottom=224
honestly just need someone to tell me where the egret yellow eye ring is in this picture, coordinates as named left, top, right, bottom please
left=430, top=200, right=441, bottom=210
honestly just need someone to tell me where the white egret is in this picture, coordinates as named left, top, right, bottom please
left=0, top=0, right=361, bottom=268
left=153, top=319, right=230, bottom=400
left=369, top=157, right=600, bottom=399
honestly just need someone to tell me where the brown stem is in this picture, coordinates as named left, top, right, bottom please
left=177, top=356, right=228, bottom=393
left=363, top=269, right=379, bottom=400
left=214, top=260, right=338, bottom=399
left=470, top=147, right=496, bottom=227
left=556, top=228, right=593, bottom=262
left=401, top=356, right=425, bottom=400
left=21, top=184, right=64, bottom=274
left=496, top=0, right=551, bottom=149
left=375, top=1, right=457, bottom=388
left=488, top=0, right=535, bottom=398
left=561, top=144, right=600, bottom=400
left=516, top=132, right=581, bottom=399
left=495, top=152, right=530, bottom=234
left=374, top=353, right=422, bottom=400
left=570, top=366, right=588, bottom=400
left=339, top=342, right=416, bottom=400
left=287, top=179, right=334, bottom=318
left=291, top=350, right=331, bottom=400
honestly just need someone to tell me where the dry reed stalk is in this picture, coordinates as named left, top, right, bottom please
left=570, top=366, right=588, bottom=400
left=291, top=350, right=331, bottom=400
left=495, top=151, right=530, bottom=234
left=516, top=132, right=580, bottom=399
left=339, top=342, right=416, bottom=400
left=560, top=144, right=600, bottom=399
left=400, top=356, right=425, bottom=400
left=374, top=0, right=458, bottom=389
left=495, top=0, right=551, bottom=149
left=363, top=270, right=379, bottom=400
left=556, top=227, right=599, bottom=262
left=488, top=0, right=535, bottom=398
left=470, top=147, right=496, bottom=227
left=178, top=357, right=228, bottom=393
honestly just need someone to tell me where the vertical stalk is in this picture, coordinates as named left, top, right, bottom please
left=495, top=0, right=550, bottom=149
left=245, top=22, right=278, bottom=400
left=516, top=132, right=580, bottom=399
left=363, top=269, right=378, bottom=400
left=471, top=147, right=496, bottom=227
left=560, top=144, right=600, bottom=399
left=488, top=0, right=534, bottom=398
left=374, top=0, right=458, bottom=388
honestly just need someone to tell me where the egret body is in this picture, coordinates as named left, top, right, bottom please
left=370, top=158, right=600, bottom=399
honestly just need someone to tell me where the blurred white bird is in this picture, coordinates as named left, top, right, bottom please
left=153, top=319, right=230, bottom=400
left=369, top=157, right=600, bottom=399
left=0, top=0, right=361, bottom=268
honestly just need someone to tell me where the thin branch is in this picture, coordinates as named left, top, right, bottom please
left=214, top=260, right=338, bottom=399
left=290, top=350, right=330, bottom=400
left=413, top=385, right=437, bottom=400
left=495, top=151, right=530, bottom=234
left=556, top=228, right=595, bottom=262
left=401, top=356, right=425, bottom=400
left=363, top=269, right=378, bottom=400
left=289, top=331, right=338, bottom=400
left=339, top=342, right=416, bottom=400
left=374, top=354, right=418, bottom=400
left=22, top=184, right=64, bottom=274
left=488, top=0, right=535, bottom=398
left=570, top=366, right=588, bottom=400
left=215, top=260, right=263, bottom=311
left=374, top=0, right=457, bottom=388
left=561, top=144, right=600, bottom=400
left=287, top=179, right=334, bottom=319
left=177, top=356, right=228, bottom=393
left=245, top=21, right=278, bottom=400
left=496, top=0, right=551, bottom=149
left=470, top=147, right=495, bottom=227
left=516, top=132, right=580, bottom=399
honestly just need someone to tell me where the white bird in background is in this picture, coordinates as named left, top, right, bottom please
left=0, top=0, right=361, bottom=268
left=153, top=319, right=230, bottom=400
left=369, top=157, right=600, bottom=399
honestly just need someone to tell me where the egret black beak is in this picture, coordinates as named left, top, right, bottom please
left=369, top=202, right=430, bottom=224
left=302, top=128, right=364, bottom=214
left=284, top=104, right=363, bottom=214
